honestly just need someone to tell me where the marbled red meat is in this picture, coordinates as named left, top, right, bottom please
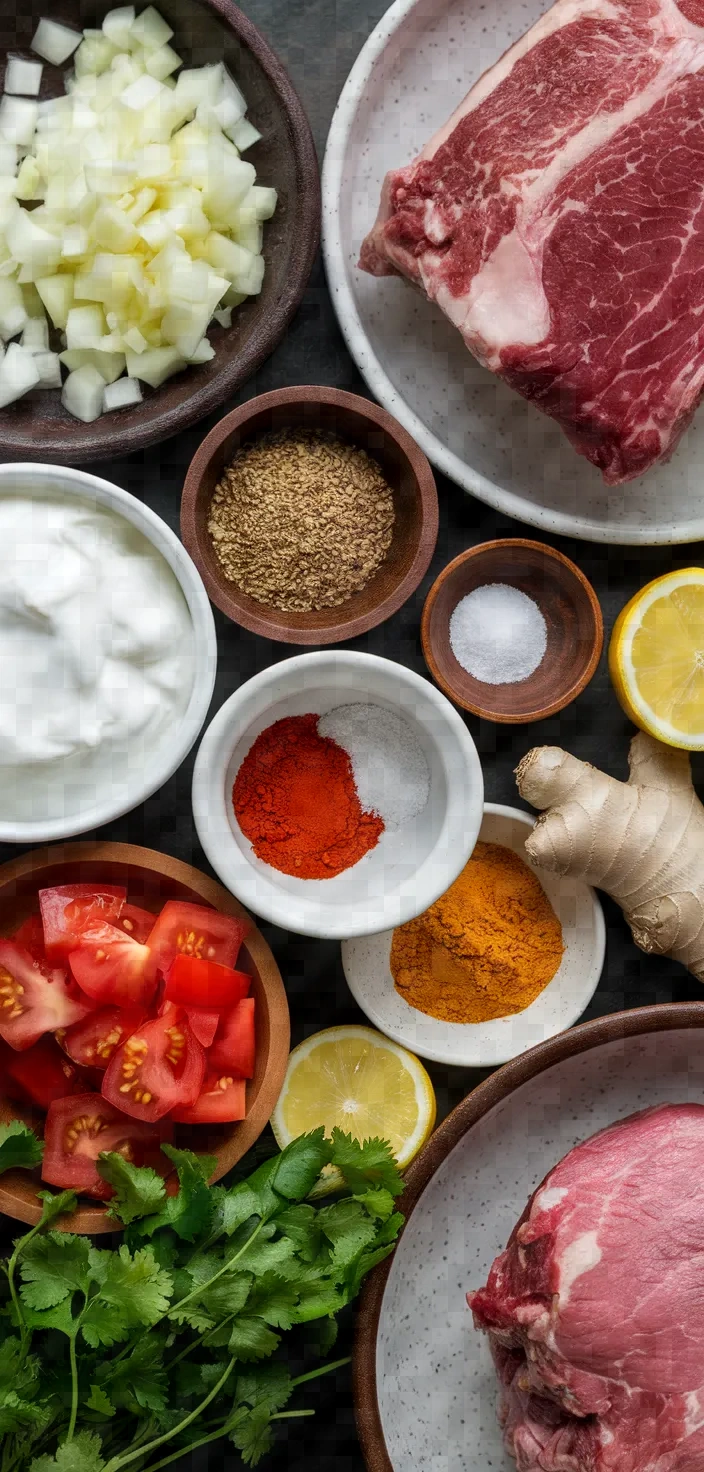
left=360, top=0, right=704, bottom=484
left=468, top=1104, right=704, bottom=1470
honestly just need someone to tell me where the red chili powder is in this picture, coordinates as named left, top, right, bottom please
left=232, top=713, right=384, bottom=879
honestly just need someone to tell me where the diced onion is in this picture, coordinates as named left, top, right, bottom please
left=4, top=58, right=43, bottom=96
left=103, top=375, right=142, bottom=410
left=0, top=342, right=40, bottom=404
left=31, top=19, right=82, bottom=66
left=61, top=363, right=105, bottom=420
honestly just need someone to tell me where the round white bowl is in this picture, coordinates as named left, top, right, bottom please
left=341, top=803, right=605, bottom=1067
left=192, top=651, right=483, bottom=939
left=0, top=463, right=217, bottom=844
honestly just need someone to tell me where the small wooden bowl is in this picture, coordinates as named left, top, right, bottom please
left=0, top=842, right=290, bottom=1234
left=421, top=539, right=603, bottom=723
left=180, top=386, right=439, bottom=645
left=0, top=0, right=320, bottom=463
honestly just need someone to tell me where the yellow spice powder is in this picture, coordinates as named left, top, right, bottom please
left=390, top=841, right=564, bottom=1023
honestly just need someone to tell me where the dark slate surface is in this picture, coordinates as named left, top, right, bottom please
left=2, top=3, right=704, bottom=1468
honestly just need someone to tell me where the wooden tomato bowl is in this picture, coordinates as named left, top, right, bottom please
left=0, top=842, right=290, bottom=1233
left=180, top=386, right=439, bottom=645
left=0, top=0, right=319, bottom=463
left=421, top=538, right=603, bottom=723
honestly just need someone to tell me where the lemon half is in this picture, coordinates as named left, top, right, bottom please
left=609, top=569, right=704, bottom=750
left=271, top=1025, right=436, bottom=1193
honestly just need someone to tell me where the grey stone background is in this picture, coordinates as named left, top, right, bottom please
left=2, top=2, right=704, bottom=1467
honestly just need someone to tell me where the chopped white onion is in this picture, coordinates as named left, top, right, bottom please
left=0, top=97, right=39, bottom=146
left=20, top=316, right=49, bottom=352
left=4, top=58, right=43, bottom=97
left=129, top=7, right=174, bottom=50
left=33, top=349, right=62, bottom=387
left=0, top=341, right=40, bottom=404
left=229, top=118, right=261, bottom=152
left=103, top=374, right=142, bottom=410
left=103, top=7, right=136, bottom=49
left=61, top=362, right=105, bottom=420
left=31, top=19, right=82, bottom=66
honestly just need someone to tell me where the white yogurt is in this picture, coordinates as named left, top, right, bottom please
left=0, top=493, right=194, bottom=824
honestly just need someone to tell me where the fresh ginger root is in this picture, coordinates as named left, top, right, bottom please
left=515, top=731, right=704, bottom=981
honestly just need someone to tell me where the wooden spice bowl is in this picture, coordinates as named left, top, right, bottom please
left=0, top=842, right=290, bottom=1234
left=180, top=386, right=439, bottom=644
left=421, top=539, right=603, bottom=723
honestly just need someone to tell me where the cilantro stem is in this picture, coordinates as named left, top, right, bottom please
left=105, top=1356, right=236, bottom=1472
left=6, top=1216, right=46, bottom=1353
left=138, top=1408, right=316, bottom=1472
left=291, top=1356, right=351, bottom=1387
left=166, top=1219, right=265, bottom=1322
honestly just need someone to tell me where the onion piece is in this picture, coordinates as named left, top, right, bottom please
left=4, top=59, right=43, bottom=97
left=61, top=362, right=105, bottom=420
left=103, top=375, right=142, bottom=410
left=31, top=19, right=82, bottom=66
left=0, top=342, right=40, bottom=404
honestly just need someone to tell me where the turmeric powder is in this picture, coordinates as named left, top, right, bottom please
left=390, top=841, right=564, bottom=1023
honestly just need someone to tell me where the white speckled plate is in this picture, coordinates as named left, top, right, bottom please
left=323, top=0, right=704, bottom=544
left=353, top=1009, right=704, bottom=1472
left=341, top=803, right=604, bottom=1066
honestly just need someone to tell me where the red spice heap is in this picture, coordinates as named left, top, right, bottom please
left=233, top=713, right=384, bottom=879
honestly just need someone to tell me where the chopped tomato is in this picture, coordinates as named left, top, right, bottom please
left=116, top=904, right=156, bottom=944
left=102, top=1009, right=205, bottom=1122
left=10, top=915, right=46, bottom=962
left=69, top=924, right=157, bottom=1008
left=209, top=997, right=255, bottom=1080
left=0, top=942, right=93, bottom=1051
left=6, top=1036, right=88, bottom=1109
left=164, top=954, right=251, bottom=1009
left=146, top=901, right=248, bottom=976
left=171, top=1071, right=246, bottom=1124
left=39, top=885, right=126, bottom=962
left=184, top=1008, right=220, bottom=1048
left=61, top=1006, right=148, bottom=1072
left=42, top=1093, right=172, bottom=1199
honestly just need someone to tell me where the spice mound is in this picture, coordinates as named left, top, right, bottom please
left=208, top=429, right=396, bottom=614
left=390, top=841, right=564, bottom=1022
left=450, top=583, right=547, bottom=685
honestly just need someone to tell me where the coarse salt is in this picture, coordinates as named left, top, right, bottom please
left=317, top=702, right=430, bottom=831
left=449, top=583, right=547, bottom=685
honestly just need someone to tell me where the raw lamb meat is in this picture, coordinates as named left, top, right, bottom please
left=468, top=1104, right=704, bottom=1471
left=359, top=0, right=704, bottom=485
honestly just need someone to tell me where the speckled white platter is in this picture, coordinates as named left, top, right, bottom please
left=341, top=804, right=604, bottom=1066
left=354, top=1011, right=704, bottom=1472
left=322, top=0, right=704, bottom=544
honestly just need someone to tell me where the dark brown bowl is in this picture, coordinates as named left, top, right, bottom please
left=353, top=1001, right=704, bottom=1472
left=0, top=1, right=320, bottom=463
left=421, top=538, right=603, bottom=723
left=180, top=386, right=439, bottom=644
left=0, top=842, right=290, bottom=1233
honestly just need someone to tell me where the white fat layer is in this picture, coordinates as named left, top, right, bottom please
left=557, top=1231, right=602, bottom=1303
left=440, top=232, right=550, bottom=361
left=685, top=1391, right=704, bottom=1435
left=534, top=1186, right=568, bottom=1213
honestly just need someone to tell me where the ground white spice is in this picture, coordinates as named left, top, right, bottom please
left=450, top=583, right=547, bottom=685
left=207, top=429, right=395, bottom=613
left=318, top=702, right=430, bottom=830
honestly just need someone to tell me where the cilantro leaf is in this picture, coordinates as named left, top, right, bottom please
left=201, top=1272, right=252, bottom=1322
left=244, top=1272, right=298, bottom=1330
left=22, top=1299, right=78, bottom=1336
left=276, top=1204, right=321, bottom=1262
left=228, top=1316, right=280, bottom=1362
left=98, top=1155, right=166, bottom=1226
left=354, top=1187, right=397, bottom=1221
left=272, top=1129, right=332, bottom=1202
left=304, top=1313, right=339, bottom=1356
left=31, top=1429, right=106, bottom=1472
left=212, top=1185, right=262, bottom=1237
left=229, top=1236, right=296, bottom=1278
left=229, top=1402, right=276, bottom=1466
left=96, top=1337, right=168, bottom=1414
left=0, top=1389, right=48, bottom=1435
left=317, top=1199, right=378, bottom=1268
left=36, top=1190, right=79, bottom=1229
left=330, top=1130, right=404, bottom=1196
left=140, top=1145, right=216, bottom=1242
left=235, top=1362, right=293, bottom=1414
left=88, top=1245, right=172, bottom=1326
left=85, top=1386, right=115, bottom=1418
left=0, top=1120, right=43, bottom=1174
left=20, top=1234, right=91, bottom=1310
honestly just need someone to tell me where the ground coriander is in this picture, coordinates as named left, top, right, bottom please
left=207, top=428, right=396, bottom=613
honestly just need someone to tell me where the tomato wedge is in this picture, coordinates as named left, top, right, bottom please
left=102, top=1010, right=205, bottom=1122
left=39, top=885, right=126, bottom=962
left=171, top=1072, right=246, bottom=1124
left=69, top=924, right=157, bottom=1008
left=209, top=997, right=255, bottom=1080
left=146, top=901, right=248, bottom=976
left=115, top=904, right=156, bottom=943
left=0, top=942, right=93, bottom=1051
left=6, top=1036, right=88, bottom=1109
left=61, top=1006, right=148, bottom=1072
left=164, top=954, right=251, bottom=1009
left=184, top=1008, right=220, bottom=1048
left=10, top=915, right=46, bottom=962
left=42, top=1093, right=172, bottom=1199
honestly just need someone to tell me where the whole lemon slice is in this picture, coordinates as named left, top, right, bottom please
left=271, top=1024, right=436, bottom=1195
left=610, top=569, right=704, bottom=749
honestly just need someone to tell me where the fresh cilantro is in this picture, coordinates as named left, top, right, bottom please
left=97, top=1156, right=166, bottom=1225
left=272, top=1129, right=332, bottom=1201
left=329, top=1130, right=404, bottom=1196
left=228, top=1317, right=280, bottom=1362
left=138, top=1144, right=217, bottom=1242
left=0, top=1122, right=43, bottom=1175
left=84, top=1387, right=115, bottom=1420
left=20, top=1236, right=90, bottom=1310
left=30, top=1430, right=106, bottom=1472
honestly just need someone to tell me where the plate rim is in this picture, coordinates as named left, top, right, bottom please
left=352, top=1000, right=704, bottom=1472
left=321, top=0, right=704, bottom=547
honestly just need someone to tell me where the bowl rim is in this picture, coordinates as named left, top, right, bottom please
left=0, top=839, right=290, bottom=1234
left=191, top=649, right=484, bottom=938
left=340, top=800, right=606, bottom=1066
left=0, top=463, right=217, bottom=843
left=180, top=384, right=440, bottom=645
left=0, top=0, right=321, bottom=464
left=352, top=1000, right=704, bottom=1472
left=420, top=537, right=605, bottom=723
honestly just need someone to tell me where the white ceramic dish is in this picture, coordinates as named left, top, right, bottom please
left=341, top=803, right=604, bottom=1067
left=0, top=463, right=217, bottom=844
left=322, top=0, right=704, bottom=545
left=359, top=1009, right=704, bottom=1472
left=192, top=651, right=483, bottom=939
